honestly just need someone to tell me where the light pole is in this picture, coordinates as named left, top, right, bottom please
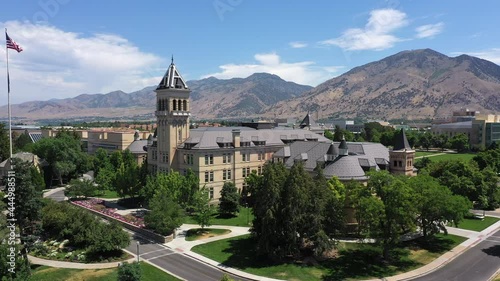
left=136, top=241, right=140, bottom=262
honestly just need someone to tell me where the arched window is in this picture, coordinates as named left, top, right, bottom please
left=178, top=100, right=182, bottom=111
left=183, top=100, right=187, bottom=111
left=173, top=99, right=177, bottom=110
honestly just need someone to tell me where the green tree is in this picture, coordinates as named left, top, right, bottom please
left=324, top=129, right=334, bottom=141
left=414, top=157, right=432, bottom=171
left=93, top=148, right=110, bottom=178
left=144, top=189, right=184, bottom=236
left=114, top=163, right=141, bottom=198
left=449, top=133, right=469, bottom=152
left=65, top=178, right=97, bottom=199
left=0, top=123, right=10, bottom=161
left=193, top=188, right=216, bottom=229
left=408, top=175, right=471, bottom=238
left=14, top=133, right=33, bottom=152
left=95, top=163, right=115, bottom=193
left=117, top=262, right=141, bottom=281
left=418, top=133, right=434, bottom=151
left=433, top=134, right=449, bottom=151
left=32, top=133, right=90, bottom=186
left=218, top=182, right=240, bottom=216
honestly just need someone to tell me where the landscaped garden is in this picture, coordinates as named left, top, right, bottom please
left=185, top=228, right=231, bottom=241
left=30, top=262, right=181, bottom=281
left=71, top=198, right=145, bottom=228
left=192, top=234, right=466, bottom=281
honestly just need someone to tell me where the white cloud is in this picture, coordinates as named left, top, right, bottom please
left=0, top=21, right=163, bottom=105
left=289, top=41, right=308, bottom=48
left=203, top=52, right=342, bottom=86
left=320, top=9, right=408, bottom=51
left=415, top=22, right=444, bottom=38
left=451, top=48, right=500, bottom=64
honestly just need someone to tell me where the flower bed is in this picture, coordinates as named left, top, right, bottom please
left=72, top=199, right=145, bottom=228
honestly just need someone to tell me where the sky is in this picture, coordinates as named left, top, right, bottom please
left=1, top=0, right=500, bottom=105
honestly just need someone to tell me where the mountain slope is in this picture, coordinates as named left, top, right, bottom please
left=0, top=74, right=311, bottom=120
left=264, top=49, right=500, bottom=120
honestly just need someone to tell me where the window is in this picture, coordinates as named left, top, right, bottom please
left=257, top=166, right=262, bottom=175
left=223, top=169, right=232, bottom=180
left=205, top=171, right=214, bottom=182
left=209, top=187, right=214, bottom=199
left=398, top=161, right=402, bottom=167
left=242, top=153, right=250, bottom=162
left=222, top=153, right=231, bottom=164
left=258, top=152, right=265, bottom=161
left=242, top=167, right=251, bottom=178
left=393, top=160, right=397, bottom=167
left=161, top=152, right=168, bottom=163
left=184, top=154, right=194, bottom=165
left=205, top=154, right=214, bottom=165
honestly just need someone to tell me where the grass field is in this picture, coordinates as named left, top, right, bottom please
left=453, top=216, right=500, bottom=232
left=93, top=190, right=121, bottom=199
left=184, top=207, right=254, bottom=227
left=185, top=228, right=231, bottom=241
left=191, top=233, right=466, bottom=281
left=30, top=262, right=181, bottom=281
left=421, top=153, right=476, bottom=162
left=415, top=151, right=441, bottom=157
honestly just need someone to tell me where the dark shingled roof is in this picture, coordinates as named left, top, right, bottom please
left=393, top=129, right=412, bottom=151
left=299, top=113, right=318, bottom=128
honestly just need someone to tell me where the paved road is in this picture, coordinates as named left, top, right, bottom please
left=44, top=188, right=66, bottom=202
left=411, top=229, right=500, bottom=281
left=125, top=233, right=251, bottom=281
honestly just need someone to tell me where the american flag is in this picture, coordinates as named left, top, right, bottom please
left=6, top=32, right=23, bottom=53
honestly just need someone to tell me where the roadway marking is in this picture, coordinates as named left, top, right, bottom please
left=140, top=248, right=173, bottom=256
left=146, top=252, right=176, bottom=261
left=485, top=237, right=500, bottom=243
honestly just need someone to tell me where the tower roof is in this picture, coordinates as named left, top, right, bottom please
left=299, top=112, right=317, bottom=128
left=157, top=58, right=188, bottom=90
left=338, top=136, right=348, bottom=150
left=393, top=129, right=412, bottom=150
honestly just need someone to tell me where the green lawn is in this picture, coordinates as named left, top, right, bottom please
left=453, top=216, right=500, bottom=232
left=415, top=151, right=441, bottom=157
left=30, top=262, right=181, bottom=281
left=185, top=228, right=231, bottom=241
left=184, top=207, right=254, bottom=227
left=423, top=153, right=476, bottom=162
left=191, top=234, right=466, bottom=281
left=93, top=190, right=121, bottom=199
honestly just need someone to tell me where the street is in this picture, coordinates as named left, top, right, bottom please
left=411, top=228, right=500, bottom=281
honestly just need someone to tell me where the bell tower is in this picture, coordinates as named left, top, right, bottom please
left=154, top=58, right=190, bottom=172
left=389, top=129, right=416, bottom=176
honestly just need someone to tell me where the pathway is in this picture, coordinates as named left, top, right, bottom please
left=28, top=255, right=136, bottom=269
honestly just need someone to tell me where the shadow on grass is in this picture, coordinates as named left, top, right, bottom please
left=216, top=213, right=238, bottom=219
left=322, top=245, right=418, bottom=281
left=404, top=235, right=456, bottom=254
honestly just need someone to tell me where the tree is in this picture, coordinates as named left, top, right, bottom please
left=353, top=171, right=417, bottom=260
left=218, top=182, right=240, bottom=216
left=144, top=189, right=184, bottom=236
left=32, top=133, right=90, bottom=186
left=65, top=178, right=97, bottom=199
left=193, top=188, right=216, bottom=229
left=0, top=123, right=10, bottom=161
left=418, top=133, right=434, bottom=151
left=114, top=163, right=141, bottom=198
left=414, top=157, right=432, bottom=171
left=408, top=175, right=471, bottom=238
left=14, top=133, right=33, bottom=152
left=324, top=129, right=334, bottom=141
left=93, top=148, right=110, bottom=178
left=433, top=134, right=449, bottom=151
left=10, top=159, right=45, bottom=257
left=117, top=262, right=141, bottom=281
left=449, top=133, right=469, bottom=152
left=95, top=163, right=115, bottom=194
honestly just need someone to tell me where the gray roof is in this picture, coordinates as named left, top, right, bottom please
left=393, top=129, right=412, bottom=151
left=127, top=140, right=148, bottom=154
left=0, top=152, right=41, bottom=168
left=182, top=127, right=330, bottom=150
left=432, top=121, right=472, bottom=129
left=299, top=113, right=318, bottom=128
left=157, top=59, right=189, bottom=90
left=277, top=141, right=389, bottom=181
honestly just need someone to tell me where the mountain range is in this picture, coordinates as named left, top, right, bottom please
left=2, top=48, right=500, bottom=122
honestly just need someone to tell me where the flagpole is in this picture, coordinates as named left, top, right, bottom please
left=5, top=28, right=12, bottom=158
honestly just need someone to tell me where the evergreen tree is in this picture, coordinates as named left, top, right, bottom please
left=218, top=182, right=240, bottom=216
left=117, top=262, right=141, bottom=281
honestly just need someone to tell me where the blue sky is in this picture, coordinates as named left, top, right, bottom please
left=1, top=0, right=500, bottom=105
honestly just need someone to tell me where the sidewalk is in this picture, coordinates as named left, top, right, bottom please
left=42, top=187, right=65, bottom=198
left=28, top=255, right=136, bottom=269
left=164, top=220, right=500, bottom=281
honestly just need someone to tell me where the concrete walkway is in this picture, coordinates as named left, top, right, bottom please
left=28, top=255, right=136, bottom=269
left=42, top=187, right=66, bottom=198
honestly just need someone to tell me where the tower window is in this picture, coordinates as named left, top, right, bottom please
left=178, top=100, right=182, bottom=111
left=173, top=99, right=177, bottom=110
left=183, top=100, right=187, bottom=111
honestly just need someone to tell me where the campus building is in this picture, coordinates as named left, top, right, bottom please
left=146, top=61, right=331, bottom=200
left=146, top=62, right=420, bottom=200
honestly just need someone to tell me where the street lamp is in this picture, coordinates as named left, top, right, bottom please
left=136, top=241, right=140, bottom=262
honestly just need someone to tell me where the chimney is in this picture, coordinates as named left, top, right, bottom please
left=232, top=129, right=240, bottom=148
